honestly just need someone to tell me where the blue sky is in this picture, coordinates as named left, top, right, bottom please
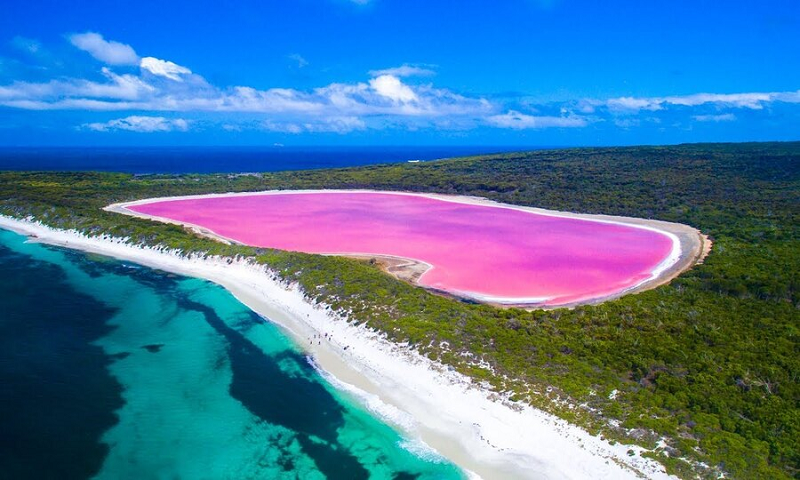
left=0, top=0, right=798, bottom=146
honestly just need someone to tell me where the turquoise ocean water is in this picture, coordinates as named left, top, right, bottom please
left=0, top=228, right=464, bottom=479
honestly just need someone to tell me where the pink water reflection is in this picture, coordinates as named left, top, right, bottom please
left=129, top=192, right=674, bottom=305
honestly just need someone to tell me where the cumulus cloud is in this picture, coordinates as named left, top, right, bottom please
left=140, top=57, right=192, bottom=81
left=369, top=74, right=418, bottom=103
left=487, top=110, right=588, bottom=129
left=84, top=115, right=189, bottom=132
left=314, top=80, right=489, bottom=117
left=69, top=32, right=139, bottom=65
left=369, top=64, right=436, bottom=77
left=693, top=113, right=736, bottom=122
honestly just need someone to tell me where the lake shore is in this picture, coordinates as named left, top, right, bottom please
left=107, top=189, right=709, bottom=308
left=0, top=214, right=677, bottom=480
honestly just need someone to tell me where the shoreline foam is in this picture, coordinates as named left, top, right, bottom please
left=0, top=215, right=677, bottom=479
left=108, top=189, right=708, bottom=308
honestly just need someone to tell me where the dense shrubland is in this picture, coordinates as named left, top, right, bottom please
left=0, top=142, right=797, bottom=479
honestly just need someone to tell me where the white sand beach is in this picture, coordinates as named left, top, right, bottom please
left=0, top=214, right=679, bottom=480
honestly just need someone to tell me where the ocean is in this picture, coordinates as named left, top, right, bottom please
left=0, top=228, right=464, bottom=479
left=0, top=146, right=526, bottom=174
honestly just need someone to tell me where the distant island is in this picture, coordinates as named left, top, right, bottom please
left=1, top=142, right=797, bottom=479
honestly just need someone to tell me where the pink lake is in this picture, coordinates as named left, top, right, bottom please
left=128, top=191, right=676, bottom=306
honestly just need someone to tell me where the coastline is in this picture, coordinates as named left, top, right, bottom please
left=0, top=214, right=677, bottom=480
left=107, top=189, right=709, bottom=308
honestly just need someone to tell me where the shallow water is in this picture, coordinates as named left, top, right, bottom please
left=0, top=228, right=464, bottom=479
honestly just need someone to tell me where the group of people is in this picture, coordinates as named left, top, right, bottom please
left=307, top=331, right=351, bottom=352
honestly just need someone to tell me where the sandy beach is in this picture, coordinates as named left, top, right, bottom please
left=0, top=214, right=679, bottom=479
left=108, top=189, right=709, bottom=308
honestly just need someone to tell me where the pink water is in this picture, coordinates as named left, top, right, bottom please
left=129, top=192, right=675, bottom=305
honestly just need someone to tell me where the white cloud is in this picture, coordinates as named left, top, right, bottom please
left=262, top=121, right=303, bottom=134
left=0, top=33, right=492, bottom=123
left=9, top=31, right=797, bottom=135
left=575, top=101, right=596, bottom=114
left=369, top=74, right=418, bottom=103
left=614, top=118, right=640, bottom=128
left=487, top=110, right=588, bottom=129
left=606, top=96, right=663, bottom=112
left=264, top=116, right=366, bottom=134
left=693, top=113, right=737, bottom=122
left=369, top=64, right=436, bottom=77
left=221, top=86, right=326, bottom=113
left=0, top=67, right=153, bottom=102
left=663, top=92, right=770, bottom=109
left=140, top=57, right=192, bottom=81
left=0, top=74, right=489, bottom=117
left=288, top=54, right=309, bottom=68
left=774, top=90, right=800, bottom=103
left=11, top=36, right=41, bottom=54
left=605, top=90, right=800, bottom=112
left=69, top=32, right=139, bottom=65
left=84, top=115, right=189, bottom=132
left=307, top=116, right=366, bottom=133
left=315, top=80, right=490, bottom=117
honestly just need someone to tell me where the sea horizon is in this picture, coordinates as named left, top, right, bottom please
left=0, top=145, right=547, bottom=174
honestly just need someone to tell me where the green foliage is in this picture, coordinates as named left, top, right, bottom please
left=0, top=142, right=797, bottom=479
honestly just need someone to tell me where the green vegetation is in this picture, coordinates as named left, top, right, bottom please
left=0, top=142, right=797, bottom=479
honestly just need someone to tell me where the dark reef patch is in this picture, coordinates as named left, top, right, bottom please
left=0, top=240, right=123, bottom=480
left=177, top=294, right=371, bottom=479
